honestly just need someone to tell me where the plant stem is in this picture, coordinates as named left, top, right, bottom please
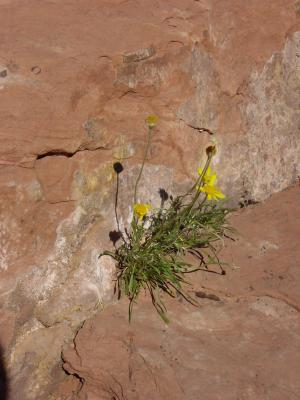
left=192, top=154, right=212, bottom=196
left=115, top=172, right=120, bottom=229
left=182, top=154, right=212, bottom=217
left=114, top=172, right=126, bottom=243
left=133, top=126, right=153, bottom=205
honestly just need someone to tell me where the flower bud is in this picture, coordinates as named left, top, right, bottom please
left=206, top=145, right=217, bottom=157
left=146, top=115, right=158, bottom=128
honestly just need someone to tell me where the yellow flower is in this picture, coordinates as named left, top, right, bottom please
left=133, top=203, right=152, bottom=220
left=197, top=166, right=217, bottom=186
left=146, top=115, right=158, bottom=128
left=199, top=184, right=225, bottom=201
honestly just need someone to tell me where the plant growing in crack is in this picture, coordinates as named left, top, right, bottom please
left=100, top=115, right=234, bottom=322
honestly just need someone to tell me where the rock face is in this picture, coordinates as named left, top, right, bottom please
left=58, top=185, right=300, bottom=400
left=61, top=298, right=300, bottom=400
left=0, top=0, right=299, bottom=398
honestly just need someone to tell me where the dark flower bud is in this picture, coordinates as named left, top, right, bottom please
left=206, top=145, right=217, bottom=157
left=113, top=162, right=124, bottom=174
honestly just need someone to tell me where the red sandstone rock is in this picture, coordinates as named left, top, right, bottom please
left=0, top=0, right=299, bottom=398
left=57, top=185, right=300, bottom=400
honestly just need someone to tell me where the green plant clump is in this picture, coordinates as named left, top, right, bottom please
left=101, top=116, right=234, bottom=322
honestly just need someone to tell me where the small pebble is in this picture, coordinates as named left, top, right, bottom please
left=31, top=66, right=41, bottom=75
left=195, top=291, right=221, bottom=301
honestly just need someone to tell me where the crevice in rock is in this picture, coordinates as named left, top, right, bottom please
left=61, top=366, right=85, bottom=395
left=73, top=321, right=86, bottom=367
left=37, top=150, right=76, bottom=159
left=239, top=198, right=259, bottom=208
left=47, top=199, right=76, bottom=205
left=59, top=320, right=87, bottom=395
left=118, top=89, right=137, bottom=99
left=179, top=119, right=216, bottom=135
left=239, top=188, right=260, bottom=208
left=36, top=145, right=109, bottom=160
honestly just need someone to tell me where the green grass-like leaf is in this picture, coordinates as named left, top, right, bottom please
left=104, top=196, right=233, bottom=322
left=102, top=120, right=234, bottom=322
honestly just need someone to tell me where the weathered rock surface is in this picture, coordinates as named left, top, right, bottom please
left=0, top=0, right=299, bottom=398
left=60, top=298, right=300, bottom=400
left=57, top=185, right=300, bottom=400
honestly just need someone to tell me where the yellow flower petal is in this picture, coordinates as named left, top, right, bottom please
left=133, top=203, right=152, bottom=219
left=200, top=184, right=225, bottom=201
left=197, top=166, right=210, bottom=177
left=209, top=173, right=217, bottom=186
left=145, top=115, right=158, bottom=128
left=197, top=166, right=217, bottom=186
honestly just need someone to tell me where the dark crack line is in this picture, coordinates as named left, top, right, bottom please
left=179, top=119, right=216, bottom=135
left=61, top=366, right=85, bottom=395
left=47, top=199, right=76, bottom=205
left=36, top=145, right=110, bottom=160
left=60, top=321, right=87, bottom=395
left=72, top=320, right=86, bottom=367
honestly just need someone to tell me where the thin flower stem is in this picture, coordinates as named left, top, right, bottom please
left=183, top=154, right=212, bottom=217
left=114, top=172, right=120, bottom=229
left=197, top=194, right=208, bottom=209
left=177, top=154, right=212, bottom=206
left=114, top=173, right=126, bottom=243
left=133, top=126, right=153, bottom=205
left=192, top=155, right=212, bottom=197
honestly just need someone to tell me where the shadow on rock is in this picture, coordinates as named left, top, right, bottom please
left=0, top=345, right=8, bottom=400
